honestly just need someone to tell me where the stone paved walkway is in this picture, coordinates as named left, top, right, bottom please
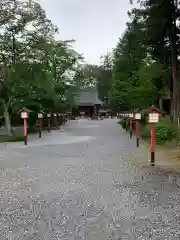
left=0, top=119, right=180, bottom=239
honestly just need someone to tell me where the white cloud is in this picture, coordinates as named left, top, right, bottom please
left=39, top=0, right=137, bottom=64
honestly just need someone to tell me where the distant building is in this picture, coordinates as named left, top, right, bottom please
left=72, top=87, right=102, bottom=117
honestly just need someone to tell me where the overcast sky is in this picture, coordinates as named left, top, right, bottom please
left=40, top=0, right=137, bottom=65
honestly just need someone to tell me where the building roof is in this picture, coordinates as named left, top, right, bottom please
left=74, top=87, right=102, bottom=106
left=148, top=106, right=161, bottom=113
left=17, top=108, right=33, bottom=114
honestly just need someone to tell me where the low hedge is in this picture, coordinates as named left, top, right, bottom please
left=119, top=115, right=177, bottom=144
left=0, top=134, right=24, bottom=142
left=119, top=118, right=136, bottom=130
left=140, top=124, right=151, bottom=139
left=119, top=119, right=126, bottom=129
left=156, top=117, right=177, bottom=143
left=140, top=116, right=177, bottom=144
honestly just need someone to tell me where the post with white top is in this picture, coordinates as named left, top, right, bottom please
left=21, top=111, right=28, bottom=145
left=47, top=113, right=51, bottom=133
left=38, top=113, right=43, bottom=138
left=135, top=112, right=141, bottom=147
left=148, top=106, right=160, bottom=166
left=129, top=113, right=134, bottom=138
left=53, top=113, right=57, bottom=128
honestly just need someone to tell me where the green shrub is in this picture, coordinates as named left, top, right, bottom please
left=119, top=119, right=126, bottom=129
left=0, top=134, right=24, bottom=142
left=140, top=124, right=151, bottom=139
left=155, top=117, right=177, bottom=143
left=140, top=109, right=148, bottom=125
left=140, top=116, right=177, bottom=144
left=119, top=118, right=136, bottom=130
left=132, top=119, right=136, bottom=129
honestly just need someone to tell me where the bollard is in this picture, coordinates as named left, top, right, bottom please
left=39, top=118, right=42, bottom=138
left=58, top=113, right=61, bottom=126
left=136, top=120, right=139, bottom=147
left=130, top=118, right=132, bottom=138
left=24, top=118, right=27, bottom=145
left=135, top=113, right=141, bottom=147
left=47, top=113, right=51, bottom=132
left=20, top=110, right=29, bottom=145
left=129, top=113, right=134, bottom=138
left=148, top=107, right=160, bottom=166
left=150, top=124, right=155, bottom=166
left=126, top=118, right=128, bottom=132
left=38, top=113, right=43, bottom=138
left=53, top=113, right=57, bottom=128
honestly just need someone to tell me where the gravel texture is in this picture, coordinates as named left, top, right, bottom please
left=0, top=119, right=180, bottom=239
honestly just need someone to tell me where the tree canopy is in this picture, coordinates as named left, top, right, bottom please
left=110, top=0, right=176, bottom=112
left=71, top=0, right=178, bottom=116
left=0, top=0, right=82, bottom=135
left=1, top=0, right=179, bottom=135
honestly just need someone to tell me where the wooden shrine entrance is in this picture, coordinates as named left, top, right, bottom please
left=72, top=88, right=102, bottom=118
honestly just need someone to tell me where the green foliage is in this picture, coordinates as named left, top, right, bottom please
left=109, top=1, right=175, bottom=112
left=73, top=53, right=113, bottom=109
left=97, top=53, right=113, bottom=107
left=140, top=117, right=177, bottom=144
left=140, top=125, right=151, bottom=139
left=156, top=117, right=177, bottom=143
left=0, top=0, right=83, bottom=135
left=0, top=134, right=24, bottom=142
left=119, top=119, right=126, bottom=129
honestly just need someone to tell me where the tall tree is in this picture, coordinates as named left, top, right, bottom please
left=129, top=0, right=180, bottom=121
left=110, top=4, right=172, bottom=112
left=97, top=53, right=113, bottom=106
left=0, top=0, right=81, bottom=135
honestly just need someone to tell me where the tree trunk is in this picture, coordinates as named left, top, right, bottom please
left=171, top=0, right=178, bottom=123
left=159, top=98, right=163, bottom=112
left=3, top=102, right=12, bottom=136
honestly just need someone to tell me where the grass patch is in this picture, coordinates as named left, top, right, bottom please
left=119, top=119, right=126, bottom=129
left=0, top=134, right=24, bottom=142
left=140, top=116, right=177, bottom=145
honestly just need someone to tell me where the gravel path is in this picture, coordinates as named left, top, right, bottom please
left=0, top=119, right=180, bottom=239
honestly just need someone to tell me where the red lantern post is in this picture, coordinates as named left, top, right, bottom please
left=38, top=113, right=43, bottom=138
left=135, top=113, right=141, bottom=147
left=129, top=113, right=134, bottom=138
left=47, top=113, right=51, bottom=133
left=125, top=114, right=128, bottom=132
left=54, top=113, right=57, bottom=128
left=17, top=108, right=32, bottom=145
left=21, top=111, right=28, bottom=145
left=148, top=107, right=161, bottom=166
left=58, top=113, right=61, bottom=126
